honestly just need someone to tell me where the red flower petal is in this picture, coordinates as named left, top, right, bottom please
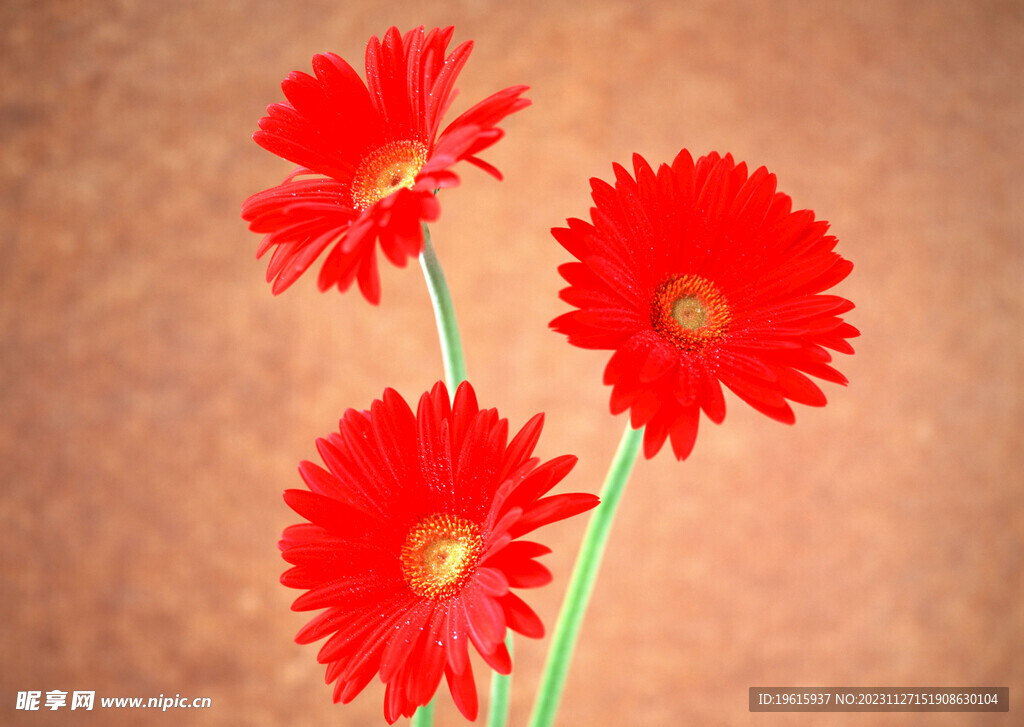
left=444, top=664, right=478, bottom=721
left=242, top=27, right=528, bottom=302
left=510, top=493, right=601, bottom=537
left=280, top=382, right=595, bottom=721
left=500, top=591, right=546, bottom=638
left=553, top=150, right=856, bottom=459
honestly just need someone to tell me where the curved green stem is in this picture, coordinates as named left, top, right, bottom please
left=417, top=223, right=513, bottom=726
left=528, top=424, right=644, bottom=727
left=419, top=223, right=467, bottom=389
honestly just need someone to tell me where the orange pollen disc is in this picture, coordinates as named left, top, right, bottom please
left=400, top=513, right=484, bottom=600
left=350, top=140, right=428, bottom=210
left=651, top=274, right=731, bottom=351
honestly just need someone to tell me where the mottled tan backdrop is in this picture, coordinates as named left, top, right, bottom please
left=1, top=1, right=1021, bottom=725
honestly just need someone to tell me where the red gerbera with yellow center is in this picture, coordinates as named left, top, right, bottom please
left=279, top=382, right=598, bottom=723
left=241, top=26, right=529, bottom=303
left=552, top=150, right=858, bottom=460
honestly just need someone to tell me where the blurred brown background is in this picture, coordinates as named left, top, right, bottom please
left=1, top=0, right=1021, bottom=725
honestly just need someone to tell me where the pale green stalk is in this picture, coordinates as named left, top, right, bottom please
left=415, top=223, right=512, bottom=726
left=486, top=636, right=513, bottom=727
left=419, top=224, right=466, bottom=388
left=410, top=700, right=434, bottom=727
left=528, top=424, right=644, bottom=727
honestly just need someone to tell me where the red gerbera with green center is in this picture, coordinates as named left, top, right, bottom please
left=241, top=26, right=529, bottom=303
left=279, top=381, right=598, bottom=723
left=552, top=150, right=859, bottom=460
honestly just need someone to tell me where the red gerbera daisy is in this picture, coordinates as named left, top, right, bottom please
left=242, top=26, right=529, bottom=303
left=279, top=381, right=598, bottom=723
left=551, top=150, right=859, bottom=460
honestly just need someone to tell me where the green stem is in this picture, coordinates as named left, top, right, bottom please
left=410, top=700, right=434, bottom=727
left=528, top=424, right=644, bottom=727
left=486, top=635, right=513, bottom=727
left=417, top=223, right=514, bottom=725
left=419, top=223, right=467, bottom=389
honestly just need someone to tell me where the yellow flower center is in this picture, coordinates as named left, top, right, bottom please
left=400, top=513, right=483, bottom=600
left=651, top=274, right=731, bottom=351
left=350, top=140, right=428, bottom=210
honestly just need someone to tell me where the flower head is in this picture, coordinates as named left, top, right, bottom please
left=552, top=150, right=858, bottom=460
left=242, top=26, right=530, bottom=303
left=280, top=382, right=598, bottom=722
